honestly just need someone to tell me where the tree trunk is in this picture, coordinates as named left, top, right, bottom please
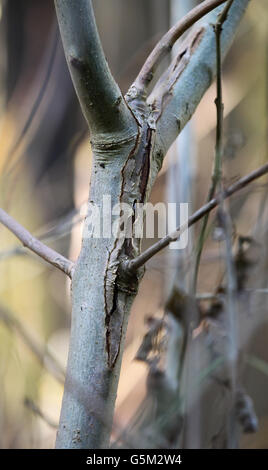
left=54, top=0, right=250, bottom=448
left=56, top=134, right=139, bottom=448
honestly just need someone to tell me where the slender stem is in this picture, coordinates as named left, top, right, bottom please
left=134, top=0, right=227, bottom=94
left=193, top=0, right=234, bottom=292
left=215, top=4, right=238, bottom=446
left=127, top=162, right=268, bottom=272
left=0, top=208, right=74, bottom=278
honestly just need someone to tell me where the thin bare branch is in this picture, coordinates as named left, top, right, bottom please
left=127, top=163, right=268, bottom=272
left=212, top=8, right=238, bottom=442
left=0, top=208, right=74, bottom=278
left=133, top=0, right=227, bottom=95
left=0, top=203, right=85, bottom=262
left=193, top=0, right=234, bottom=292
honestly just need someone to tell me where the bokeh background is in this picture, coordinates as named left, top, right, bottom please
left=0, top=0, right=267, bottom=448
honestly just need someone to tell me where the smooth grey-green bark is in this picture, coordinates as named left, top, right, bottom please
left=54, top=0, right=136, bottom=139
left=54, top=0, right=250, bottom=449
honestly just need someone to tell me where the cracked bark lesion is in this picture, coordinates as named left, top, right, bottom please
left=103, top=120, right=156, bottom=368
left=148, top=26, right=206, bottom=128
left=100, top=0, right=247, bottom=370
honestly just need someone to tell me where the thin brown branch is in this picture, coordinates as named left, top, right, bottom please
left=0, top=203, right=86, bottom=262
left=213, top=6, right=238, bottom=434
left=127, top=163, right=268, bottom=272
left=214, top=0, right=234, bottom=167
left=0, top=208, right=74, bottom=278
left=133, top=0, right=227, bottom=94
left=193, top=0, right=234, bottom=292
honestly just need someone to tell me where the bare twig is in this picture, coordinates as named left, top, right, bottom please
left=127, top=163, right=268, bottom=272
left=215, top=0, right=237, bottom=369
left=0, top=203, right=85, bottom=262
left=193, top=0, right=234, bottom=292
left=133, top=0, right=227, bottom=95
left=0, top=208, right=74, bottom=278
left=213, top=4, right=238, bottom=446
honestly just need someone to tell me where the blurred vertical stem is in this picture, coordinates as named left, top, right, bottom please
left=193, top=0, right=234, bottom=292
left=165, top=0, right=198, bottom=449
left=212, top=0, right=238, bottom=447
left=166, top=0, right=196, bottom=294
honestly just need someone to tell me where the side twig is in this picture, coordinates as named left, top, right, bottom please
left=0, top=208, right=74, bottom=278
left=133, top=0, right=227, bottom=95
left=127, top=162, right=268, bottom=272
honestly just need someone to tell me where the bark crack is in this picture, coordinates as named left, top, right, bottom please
left=149, top=27, right=206, bottom=126
left=103, top=116, right=155, bottom=369
left=103, top=130, right=141, bottom=368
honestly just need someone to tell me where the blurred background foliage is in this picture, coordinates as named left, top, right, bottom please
left=0, top=0, right=267, bottom=449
